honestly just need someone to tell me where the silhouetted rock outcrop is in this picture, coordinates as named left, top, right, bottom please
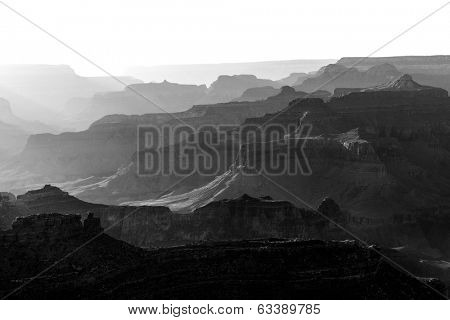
left=0, top=218, right=445, bottom=299
left=1, top=186, right=449, bottom=291
left=317, top=197, right=343, bottom=220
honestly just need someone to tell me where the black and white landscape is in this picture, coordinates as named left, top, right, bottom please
left=0, top=0, right=449, bottom=301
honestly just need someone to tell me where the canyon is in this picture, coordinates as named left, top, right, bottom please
left=1, top=59, right=449, bottom=299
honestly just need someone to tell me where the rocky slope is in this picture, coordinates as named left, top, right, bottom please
left=0, top=212, right=445, bottom=299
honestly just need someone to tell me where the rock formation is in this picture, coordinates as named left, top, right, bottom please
left=0, top=86, right=308, bottom=192
left=277, top=72, right=309, bottom=86
left=0, top=215, right=445, bottom=299
left=1, top=184, right=448, bottom=291
left=232, top=86, right=281, bottom=101
left=0, top=64, right=141, bottom=127
left=337, top=56, right=450, bottom=74
left=295, top=63, right=401, bottom=93
left=66, top=80, right=208, bottom=128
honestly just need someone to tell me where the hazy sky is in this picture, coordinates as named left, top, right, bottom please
left=0, top=0, right=449, bottom=76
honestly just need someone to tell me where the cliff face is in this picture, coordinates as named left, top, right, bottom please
left=0, top=213, right=445, bottom=299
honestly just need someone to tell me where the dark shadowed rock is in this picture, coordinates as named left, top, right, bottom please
left=0, top=217, right=445, bottom=299
left=317, top=197, right=342, bottom=220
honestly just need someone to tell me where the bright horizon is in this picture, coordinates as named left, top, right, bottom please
left=0, top=0, right=449, bottom=76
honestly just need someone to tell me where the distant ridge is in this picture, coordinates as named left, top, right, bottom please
left=337, top=56, right=450, bottom=75
left=126, top=59, right=336, bottom=85
left=338, top=55, right=450, bottom=67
